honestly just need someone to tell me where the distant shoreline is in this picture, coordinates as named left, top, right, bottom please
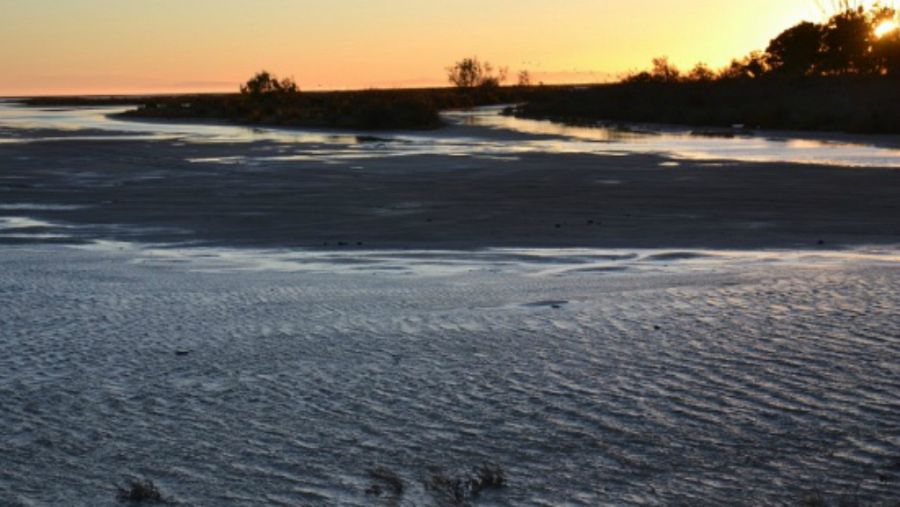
left=12, top=75, right=900, bottom=135
left=512, top=76, right=900, bottom=135
left=13, top=87, right=534, bottom=131
left=6, top=94, right=900, bottom=154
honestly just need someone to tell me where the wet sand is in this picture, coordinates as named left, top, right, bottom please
left=2, top=244, right=898, bottom=506
left=2, top=111, right=899, bottom=506
left=1, top=128, right=899, bottom=250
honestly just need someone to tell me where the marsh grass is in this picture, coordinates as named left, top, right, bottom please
left=513, top=76, right=900, bottom=134
left=425, top=464, right=506, bottom=505
left=116, top=479, right=167, bottom=503
left=114, top=86, right=541, bottom=131
left=367, top=466, right=405, bottom=496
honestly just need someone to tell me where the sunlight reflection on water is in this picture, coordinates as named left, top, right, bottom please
left=448, top=106, right=900, bottom=167
left=72, top=236, right=900, bottom=277
left=2, top=102, right=900, bottom=167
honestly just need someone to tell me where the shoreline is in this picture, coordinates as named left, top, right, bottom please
left=10, top=95, right=900, bottom=152
left=2, top=103, right=898, bottom=253
left=13, top=75, right=900, bottom=139
left=509, top=112, right=900, bottom=152
left=104, top=106, right=900, bottom=156
left=1, top=136, right=899, bottom=252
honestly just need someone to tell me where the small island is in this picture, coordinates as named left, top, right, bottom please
left=24, top=64, right=538, bottom=131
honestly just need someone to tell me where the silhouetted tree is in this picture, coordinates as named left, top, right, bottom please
left=871, top=7, right=900, bottom=75
left=447, top=58, right=485, bottom=88
left=686, top=62, right=715, bottom=81
left=874, top=28, right=900, bottom=75
left=495, top=66, right=510, bottom=87
left=719, top=51, right=769, bottom=79
left=240, top=71, right=299, bottom=96
left=716, top=4, right=899, bottom=79
left=447, top=57, right=506, bottom=88
left=651, top=57, right=680, bottom=82
left=813, top=0, right=867, bottom=18
left=819, top=7, right=874, bottom=74
left=517, top=70, right=533, bottom=87
left=766, top=22, right=823, bottom=75
left=743, top=51, right=770, bottom=78
left=623, top=71, right=653, bottom=83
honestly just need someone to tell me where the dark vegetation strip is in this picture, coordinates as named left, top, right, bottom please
left=511, top=76, right=900, bottom=134
left=22, top=84, right=548, bottom=131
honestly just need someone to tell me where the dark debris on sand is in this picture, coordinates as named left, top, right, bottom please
left=116, top=479, right=168, bottom=503
left=425, top=464, right=506, bottom=505
left=366, top=466, right=405, bottom=497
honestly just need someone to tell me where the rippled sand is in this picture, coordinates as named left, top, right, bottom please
left=1, top=101, right=899, bottom=505
left=1, top=245, right=898, bottom=506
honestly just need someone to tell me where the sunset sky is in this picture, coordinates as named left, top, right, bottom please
left=0, top=0, right=884, bottom=96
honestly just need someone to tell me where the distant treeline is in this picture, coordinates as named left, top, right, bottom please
left=512, top=76, right=900, bottom=134
left=23, top=71, right=542, bottom=130
left=513, top=5, right=900, bottom=133
left=121, top=86, right=444, bottom=131
left=625, top=5, right=899, bottom=82
left=124, top=71, right=547, bottom=130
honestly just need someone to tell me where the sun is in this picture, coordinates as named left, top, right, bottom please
left=875, top=20, right=899, bottom=38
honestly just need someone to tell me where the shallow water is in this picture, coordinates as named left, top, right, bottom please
left=2, top=102, right=900, bottom=167
left=1, top=244, right=898, bottom=505
left=447, top=107, right=900, bottom=168
left=0, top=104, right=358, bottom=145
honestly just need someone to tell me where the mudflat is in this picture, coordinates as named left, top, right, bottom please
left=1, top=124, right=899, bottom=250
left=2, top=112, right=900, bottom=506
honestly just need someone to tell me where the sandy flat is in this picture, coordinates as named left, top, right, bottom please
left=2, top=115, right=899, bottom=506
left=1, top=125, right=898, bottom=250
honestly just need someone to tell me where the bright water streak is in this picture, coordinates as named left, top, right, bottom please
left=1, top=102, right=900, bottom=167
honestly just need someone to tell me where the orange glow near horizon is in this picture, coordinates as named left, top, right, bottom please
left=0, top=0, right=877, bottom=96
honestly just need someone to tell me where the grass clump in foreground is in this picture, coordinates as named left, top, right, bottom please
left=366, top=466, right=405, bottom=497
left=425, top=464, right=506, bottom=505
left=116, top=479, right=168, bottom=503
